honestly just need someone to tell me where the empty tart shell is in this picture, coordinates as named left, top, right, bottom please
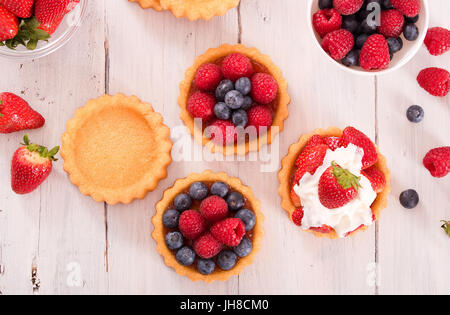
left=129, top=0, right=164, bottom=11
left=278, top=127, right=391, bottom=239
left=179, top=44, right=290, bottom=156
left=160, top=0, right=240, bottom=20
left=152, top=170, right=264, bottom=282
left=61, top=94, right=173, bottom=205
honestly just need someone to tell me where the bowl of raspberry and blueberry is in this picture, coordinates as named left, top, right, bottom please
left=152, top=170, right=264, bottom=282
left=179, top=44, right=290, bottom=155
left=309, top=0, right=429, bottom=74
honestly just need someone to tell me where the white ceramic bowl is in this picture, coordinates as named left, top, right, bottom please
left=0, top=0, right=88, bottom=62
left=307, top=0, right=429, bottom=76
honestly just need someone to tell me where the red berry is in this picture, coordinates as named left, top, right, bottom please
left=359, top=34, right=390, bottom=70
left=345, top=224, right=364, bottom=237
left=423, top=147, right=450, bottom=178
left=178, top=210, right=207, bottom=240
left=322, top=29, right=354, bottom=60
left=324, top=136, right=343, bottom=151
left=207, top=119, right=237, bottom=145
left=221, top=53, right=254, bottom=82
left=210, top=218, right=246, bottom=247
left=0, top=4, right=18, bottom=41
left=0, top=93, right=45, bottom=134
left=333, top=0, right=364, bottom=15
left=0, top=0, right=33, bottom=18
left=250, top=73, right=278, bottom=104
left=342, top=126, right=378, bottom=169
left=292, top=208, right=304, bottom=226
left=200, top=195, right=229, bottom=222
left=194, top=63, right=223, bottom=91
left=378, top=9, right=405, bottom=38
left=313, top=8, right=342, bottom=38
left=247, top=105, right=273, bottom=135
left=362, top=165, right=386, bottom=193
left=187, top=91, right=215, bottom=121
left=390, top=0, right=421, bottom=17
left=417, top=67, right=450, bottom=97
left=304, top=135, right=325, bottom=151
left=310, top=225, right=333, bottom=234
left=290, top=184, right=302, bottom=208
left=295, top=144, right=328, bottom=172
left=193, top=233, right=223, bottom=259
left=424, top=27, right=450, bottom=56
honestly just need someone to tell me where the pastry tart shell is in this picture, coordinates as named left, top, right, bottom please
left=160, top=0, right=240, bottom=20
left=129, top=0, right=163, bottom=11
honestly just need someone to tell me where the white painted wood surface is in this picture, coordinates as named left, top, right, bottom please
left=0, top=0, right=449, bottom=295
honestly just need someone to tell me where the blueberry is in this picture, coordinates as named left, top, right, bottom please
left=390, top=51, right=394, bottom=61
left=356, top=34, right=369, bottom=49
left=403, top=23, right=419, bottom=41
left=382, top=0, right=393, bottom=9
left=241, top=96, right=253, bottom=111
left=189, top=182, right=209, bottom=201
left=163, top=209, right=180, bottom=228
left=176, top=246, right=196, bottom=266
left=399, top=189, right=419, bottom=209
left=359, top=19, right=377, bottom=35
left=165, top=231, right=184, bottom=250
left=210, top=182, right=229, bottom=198
left=197, top=259, right=215, bottom=275
left=342, top=15, right=359, bottom=34
left=214, top=102, right=231, bottom=120
left=357, top=9, right=370, bottom=22
left=215, top=80, right=234, bottom=101
left=226, top=192, right=244, bottom=211
left=232, top=109, right=248, bottom=128
left=387, top=37, right=403, bottom=54
left=406, top=105, right=424, bottom=123
left=174, top=193, right=192, bottom=211
left=342, top=49, right=360, bottom=67
left=217, top=250, right=237, bottom=270
left=406, top=15, right=419, bottom=24
left=234, top=209, right=256, bottom=231
left=235, top=77, right=252, bottom=96
left=225, top=90, right=244, bottom=110
left=318, top=0, right=333, bottom=9
left=233, top=236, right=253, bottom=258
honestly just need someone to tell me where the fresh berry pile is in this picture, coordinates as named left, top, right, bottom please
left=313, top=0, right=422, bottom=70
left=163, top=181, right=256, bottom=275
left=187, top=53, right=278, bottom=146
left=290, top=126, right=386, bottom=235
left=0, top=0, right=80, bottom=50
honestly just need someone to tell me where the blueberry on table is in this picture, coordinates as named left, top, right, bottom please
left=165, top=231, right=184, bottom=250
left=189, top=182, right=209, bottom=201
left=174, top=193, right=192, bottom=211
left=342, top=49, right=360, bottom=67
left=233, top=236, right=253, bottom=258
left=197, top=259, right=216, bottom=275
left=215, top=80, right=234, bottom=101
left=226, top=192, right=245, bottom=211
left=399, top=189, right=419, bottom=209
left=406, top=105, right=424, bottom=123
left=163, top=209, right=181, bottom=228
left=225, top=90, right=244, bottom=109
left=403, top=23, right=419, bottom=41
left=387, top=37, right=403, bottom=54
left=214, top=102, right=231, bottom=120
left=232, top=109, right=248, bottom=128
left=217, top=250, right=238, bottom=270
left=235, top=77, right=252, bottom=96
left=210, top=182, right=229, bottom=198
left=318, top=0, right=333, bottom=9
left=176, top=246, right=196, bottom=266
left=234, top=209, right=256, bottom=231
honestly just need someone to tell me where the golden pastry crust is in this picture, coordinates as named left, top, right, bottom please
left=160, top=0, right=240, bottom=20
left=152, top=170, right=264, bottom=283
left=129, top=0, right=163, bottom=11
left=179, top=44, right=290, bottom=156
left=61, top=94, right=173, bottom=205
left=278, top=127, right=391, bottom=239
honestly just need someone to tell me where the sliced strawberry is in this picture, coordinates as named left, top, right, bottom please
left=324, top=136, right=342, bottom=151
left=342, top=127, right=378, bottom=169
left=310, top=225, right=333, bottom=234
left=362, top=165, right=386, bottom=193
left=290, top=183, right=302, bottom=208
left=292, top=207, right=304, bottom=226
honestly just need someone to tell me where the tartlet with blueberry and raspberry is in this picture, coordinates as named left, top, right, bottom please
left=152, top=170, right=264, bottom=282
left=278, top=127, right=390, bottom=239
left=179, top=44, right=290, bottom=155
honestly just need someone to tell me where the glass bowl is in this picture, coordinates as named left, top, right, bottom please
left=0, top=0, right=88, bottom=62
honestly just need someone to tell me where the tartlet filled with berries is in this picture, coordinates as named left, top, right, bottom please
left=179, top=44, right=290, bottom=155
left=152, top=170, right=264, bottom=282
left=278, top=127, right=390, bottom=239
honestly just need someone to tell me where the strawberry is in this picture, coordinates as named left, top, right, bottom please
left=0, top=4, right=18, bottom=41
left=344, top=224, right=364, bottom=237
left=292, top=207, right=304, bottom=226
left=0, top=0, right=33, bottom=18
left=362, top=165, right=386, bottom=193
left=359, top=34, right=390, bottom=70
left=423, top=147, right=450, bottom=178
left=0, top=92, right=45, bottom=134
left=295, top=143, right=328, bottom=173
left=342, top=126, right=378, bottom=169
left=11, top=134, right=59, bottom=195
left=246, top=105, right=273, bottom=135
left=290, top=183, right=302, bottom=208
left=194, top=63, right=222, bottom=91
left=417, top=67, right=450, bottom=97
left=318, top=162, right=362, bottom=209
left=390, top=0, right=421, bottom=18
left=34, top=0, right=80, bottom=35
left=333, top=0, right=364, bottom=15
left=221, top=53, right=254, bottom=82
left=424, top=27, right=450, bottom=56
left=312, top=8, right=342, bottom=38
left=322, top=29, right=354, bottom=60
left=187, top=91, right=215, bottom=121
left=324, top=136, right=342, bottom=151
left=310, top=225, right=333, bottom=233
left=304, top=134, right=325, bottom=151
left=378, top=9, right=405, bottom=38
left=250, top=73, right=278, bottom=104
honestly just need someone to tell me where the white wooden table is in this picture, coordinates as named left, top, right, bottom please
left=0, top=0, right=449, bottom=295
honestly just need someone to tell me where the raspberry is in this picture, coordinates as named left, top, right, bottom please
left=390, top=0, right=421, bottom=17
left=310, top=225, right=333, bottom=234
left=247, top=105, right=273, bottom=135
left=221, top=53, right=254, bottom=82
left=378, top=9, right=405, bottom=38
left=200, top=195, right=229, bottom=222
left=424, top=27, right=450, bottom=56
left=313, top=8, right=342, bottom=38
left=359, top=34, right=390, bottom=70
left=292, top=208, right=304, bottom=226
left=362, top=165, right=386, bottom=193
left=207, top=119, right=237, bottom=145
left=193, top=233, right=223, bottom=259
left=304, top=135, right=325, bottom=151
left=194, top=63, right=222, bottom=91
left=322, top=29, right=354, bottom=60
left=417, top=67, right=450, bottom=97
left=423, top=147, right=450, bottom=178
left=210, top=218, right=246, bottom=247
left=178, top=210, right=207, bottom=240
left=250, top=73, right=278, bottom=104
left=333, top=0, right=364, bottom=15
left=187, top=91, right=215, bottom=121
left=324, top=136, right=342, bottom=151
